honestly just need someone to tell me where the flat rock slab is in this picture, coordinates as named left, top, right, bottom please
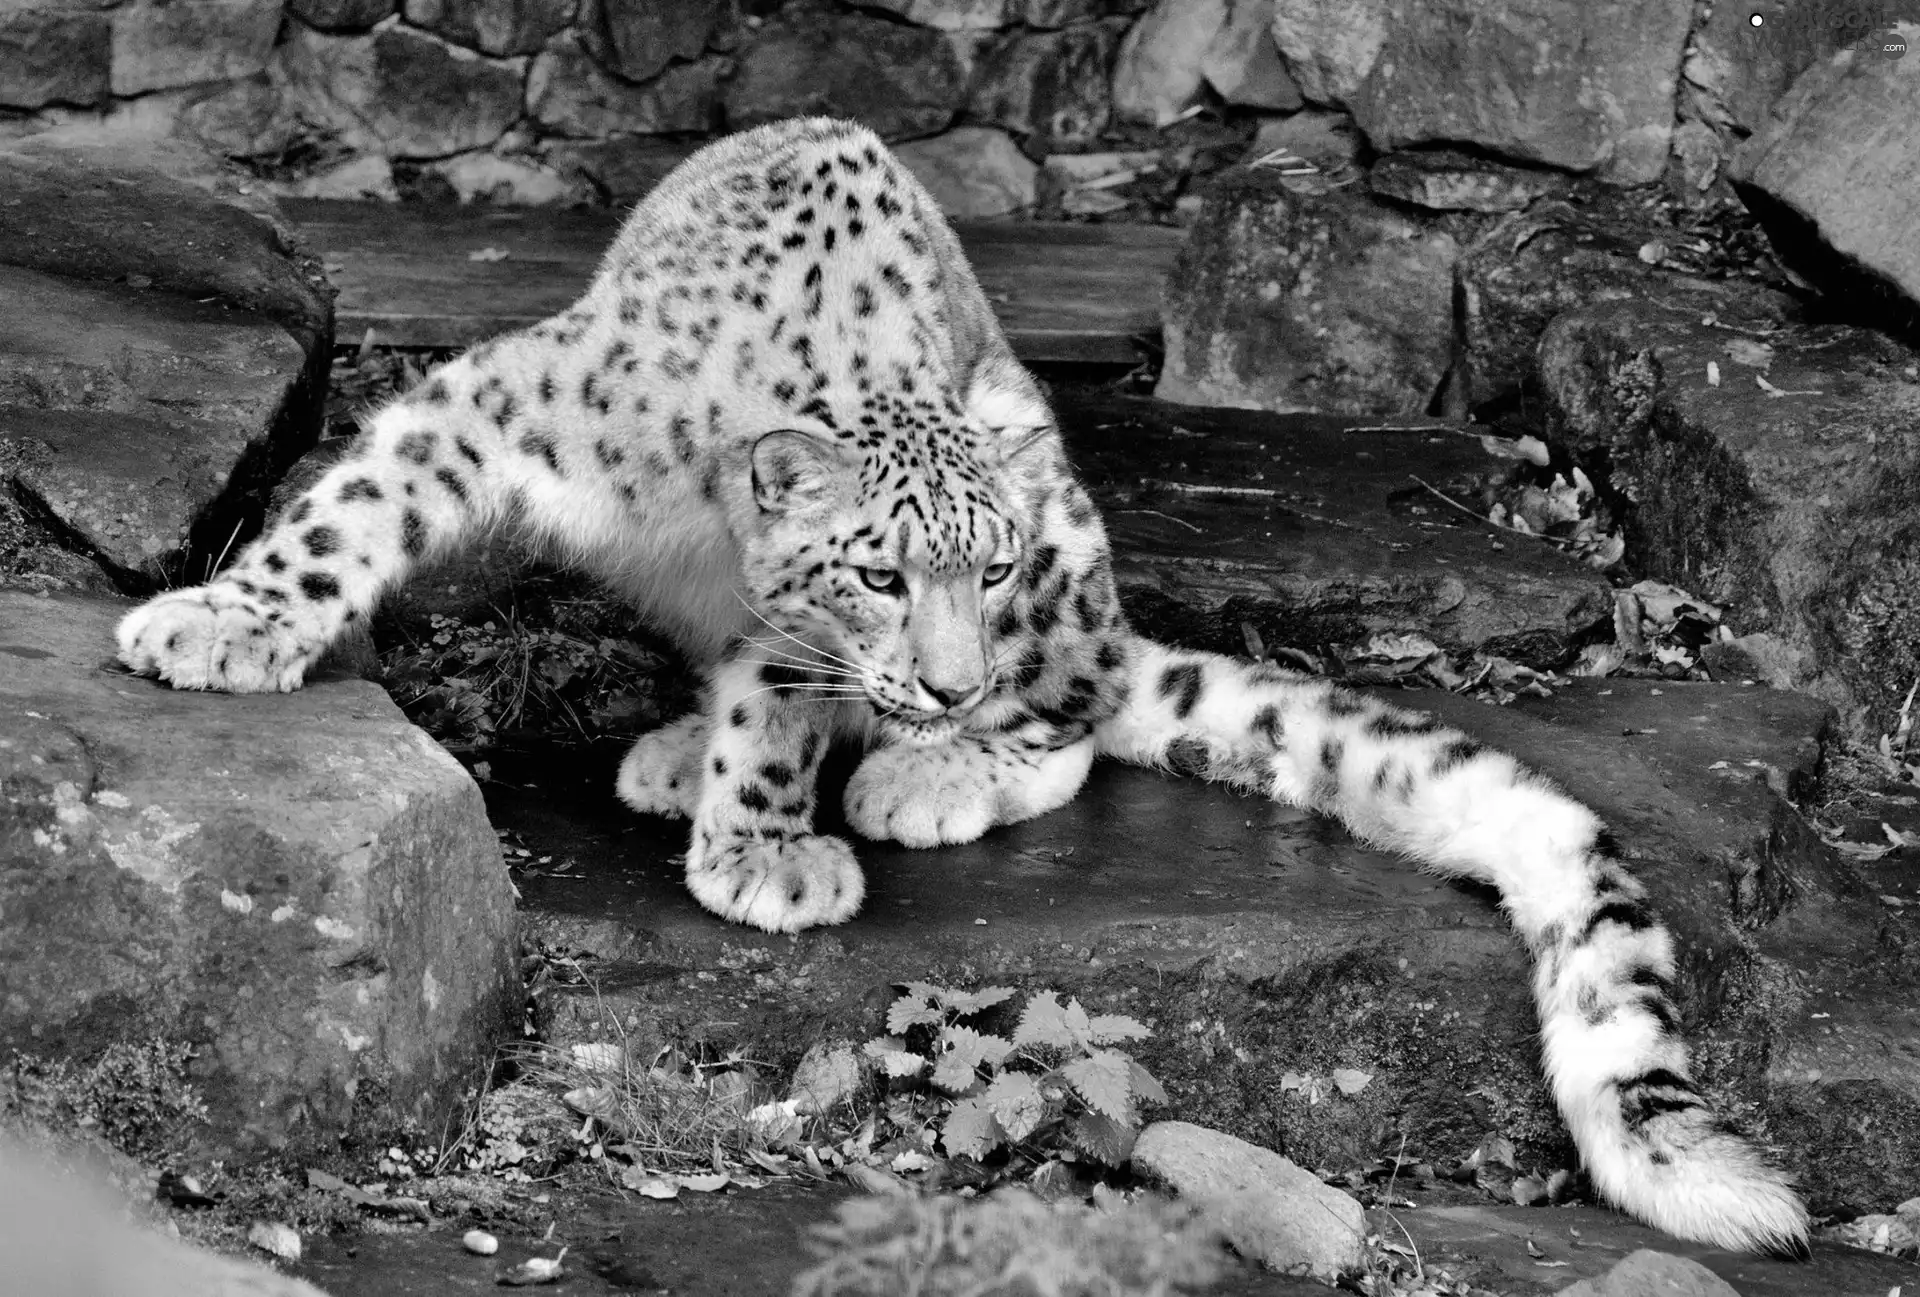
left=0, top=135, right=332, bottom=357
left=1384, top=1199, right=1917, bottom=1296
left=0, top=591, right=520, bottom=1158
left=0, top=264, right=310, bottom=585
left=507, top=677, right=1916, bottom=1213
left=1538, top=296, right=1920, bottom=735
left=1057, top=388, right=1613, bottom=666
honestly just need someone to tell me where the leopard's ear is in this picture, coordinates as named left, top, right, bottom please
left=750, top=430, right=849, bottom=513
left=964, top=357, right=1057, bottom=463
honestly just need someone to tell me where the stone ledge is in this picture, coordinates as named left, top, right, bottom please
left=0, top=591, right=521, bottom=1159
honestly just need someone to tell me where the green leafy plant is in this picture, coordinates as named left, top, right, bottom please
left=865, top=985, right=1165, bottom=1168
left=3, top=1038, right=210, bottom=1162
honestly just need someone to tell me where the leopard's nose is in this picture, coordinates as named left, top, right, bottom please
left=918, top=678, right=970, bottom=710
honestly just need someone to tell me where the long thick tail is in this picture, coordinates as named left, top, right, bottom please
left=1092, top=634, right=1808, bottom=1256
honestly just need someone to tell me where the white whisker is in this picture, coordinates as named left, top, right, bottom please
left=732, top=593, right=864, bottom=674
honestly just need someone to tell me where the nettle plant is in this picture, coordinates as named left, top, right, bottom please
left=865, top=984, right=1167, bottom=1167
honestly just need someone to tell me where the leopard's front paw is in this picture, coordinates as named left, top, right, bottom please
left=685, top=832, right=864, bottom=932
left=844, top=745, right=996, bottom=848
left=117, top=584, right=314, bottom=692
left=615, top=713, right=708, bottom=819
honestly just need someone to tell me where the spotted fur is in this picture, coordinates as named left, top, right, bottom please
left=117, top=118, right=1806, bottom=1255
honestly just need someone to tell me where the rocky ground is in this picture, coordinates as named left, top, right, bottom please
left=6, top=46, right=1920, bottom=1292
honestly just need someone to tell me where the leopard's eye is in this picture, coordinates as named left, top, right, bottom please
left=981, top=562, right=1014, bottom=588
left=859, top=567, right=905, bottom=595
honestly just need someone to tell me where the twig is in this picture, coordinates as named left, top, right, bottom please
left=1142, top=479, right=1281, bottom=500
left=1407, top=475, right=1581, bottom=548
left=1114, top=508, right=1203, bottom=534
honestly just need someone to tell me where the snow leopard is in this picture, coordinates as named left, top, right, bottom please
left=117, top=117, right=1808, bottom=1255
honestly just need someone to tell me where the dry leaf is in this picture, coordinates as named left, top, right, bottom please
left=499, top=1249, right=567, bottom=1286
left=1331, top=1068, right=1373, bottom=1096
left=468, top=246, right=511, bottom=262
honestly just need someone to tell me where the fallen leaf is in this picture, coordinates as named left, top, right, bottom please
left=676, top=1173, right=730, bottom=1192
left=499, top=1249, right=567, bottom=1286
left=468, top=246, right=511, bottom=262
left=1707, top=360, right=1721, bottom=387
left=1331, top=1068, right=1373, bottom=1096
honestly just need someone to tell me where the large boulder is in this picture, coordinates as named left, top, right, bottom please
left=577, top=0, right=725, bottom=84
left=527, top=34, right=721, bottom=138
left=1538, top=296, right=1920, bottom=735
left=0, top=136, right=330, bottom=591
left=968, top=22, right=1120, bottom=153
left=277, top=18, right=523, bottom=160
left=0, top=591, right=521, bottom=1159
left=1453, top=201, right=1785, bottom=415
left=1157, top=167, right=1458, bottom=417
left=1272, top=0, right=1692, bottom=185
left=0, top=135, right=332, bottom=359
left=404, top=0, right=571, bottom=57
left=1114, top=0, right=1300, bottom=126
left=723, top=2, right=966, bottom=142
left=0, top=3, right=112, bottom=109
left=1729, top=33, right=1920, bottom=315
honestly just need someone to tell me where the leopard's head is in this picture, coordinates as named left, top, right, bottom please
left=735, top=374, right=1058, bottom=743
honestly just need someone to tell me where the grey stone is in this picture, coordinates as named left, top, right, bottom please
left=1367, top=148, right=1560, bottom=213
left=540, top=134, right=696, bottom=204
left=0, top=4, right=112, bottom=109
left=1729, top=40, right=1920, bottom=312
left=577, top=0, right=723, bottom=84
left=527, top=34, right=720, bottom=138
left=265, top=153, right=400, bottom=201
left=1244, top=109, right=1359, bottom=174
left=0, top=266, right=309, bottom=585
left=176, top=73, right=300, bottom=159
left=287, top=0, right=398, bottom=29
left=1012, top=0, right=1101, bottom=24
left=0, top=134, right=333, bottom=360
left=1538, top=295, right=1920, bottom=736
left=1111, top=0, right=1226, bottom=127
left=1452, top=198, right=1739, bottom=413
left=1065, top=388, right=1611, bottom=663
left=108, top=0, right=282, bottom=96
left=894, top=127, right=1038, bottom=218
left=724, top=3, right=966, bottom=143
left=1157, top=168, right=1458, bottom=417
left=1350, top=0, right=1693, bottom=186
left=429, top=151, right=591, bottom=205
left=277, top=19, right=523, bottom=160
left=862, top=0, right=1009, bottom=28
left=1683, top=0, right=1870, bottom=139
left=1199, top=0, right=1299, bottom=111
left=968, top=23, right=1117, bottom=153
left=1267, top=0, right=1388, bottom=109
left=786, top=1041, right=866, bottom=1116
left=1557, top=1249, right=1741, bottom=1297
left=1130, top=1122, right=1366, bottom=1278
left=403, top=0, right=572, bottom=56
left=0, top=591, right=521, bottom=1159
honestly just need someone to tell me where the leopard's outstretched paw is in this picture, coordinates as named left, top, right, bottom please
left=117, top=585, right=315, bottom=693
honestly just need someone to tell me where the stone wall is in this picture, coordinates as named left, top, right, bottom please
left=0, top=0, right=1898, bottom=212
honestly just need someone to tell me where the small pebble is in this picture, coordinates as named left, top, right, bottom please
left=464, top=1229, right=500, bottom=1255
left=248, top=1220, right=302, bottom=1262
